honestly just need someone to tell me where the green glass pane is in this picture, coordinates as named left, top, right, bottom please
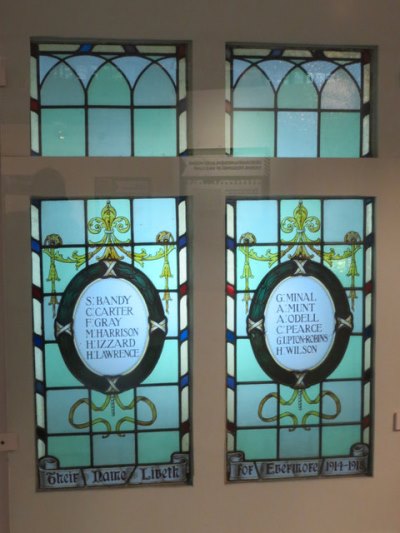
left=233, top=66, right=274, bottom=108
left=236, top=199, right=278, bottom=243
left=322, top=425, right=361, bottom=456
left=41, top=108, right=85, bottom=156
left=277, top=111, right=317, bottom=157
left=133, top=198, right=177, bottom=242
left=277, top=68, right=318, bottom=109
left=236, top=428, right=277, bottom=460
left=280, top=199, right=321, bottom=241
left=321, top=69, right=360, bottom=109
left=320, top=112, right=360, bottom=157
left=88, top=63, right=130, bottom=105
left=88, top=109, right=131, bottom=156
left=41, top=63, right=84, bottom=105
left=323, top=244, right=364, bottom=288
left=47, top=389, right=89, bottom=433
left=134, top=109, right=176, bottom=156
left=142, top=340, right=179, bottom=384
left=323, top=199, right=364, bottom=242
left=279, top=427, right=319, bottom=458
left=237, top=339, right=272, bottom=382
left=42, top=247, right=86, bottom=293
left=134, top=245, right=177, bottom=290
left=280, top=385, right=321, bottom=427
left=92, top=434, right=135, bottom=466
left=48, top=436, right=91, bottom=467
left=134, top=64, right=176, bottom=105
left=41, top=199, right=85, bottom=244
left=236, top=245, right=278, bottom=291
left=233, top=111, right=274, bottom=156
left=237, top=384, right=278, bottom=426
left=137, top=431, right=179, bottom=463
left=45, top=343, right=82, bottom=387
left=91, top=390, right=135, bottom=433
left=328, top=336, right=362, bottom=379
left=322, top=381, right=361, bottom=424
left=136, top=386, right=179, bottom=430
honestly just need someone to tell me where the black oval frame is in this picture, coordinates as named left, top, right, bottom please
left=248, top=259, right=353, bottom=389
left=55, top=261, right=167, bottom=394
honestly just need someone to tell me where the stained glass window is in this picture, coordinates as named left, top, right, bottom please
left=31, top=197, right=191, bottom=488
left=226, top=198, right=373, bottom=481
left=31, top=43, right=188, bottom=156
left=226, top=47, right=372, bottom=157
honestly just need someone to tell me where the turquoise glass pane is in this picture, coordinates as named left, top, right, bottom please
left=133, top=198, right=177, bottom=243
left=87, top=199, right=132, bottom=243
left=233, top=111, right=274, bottom=156
left=43, top=297, right=57, bottom=341
left=91, top=390, right=135, bottom=433
left=93, top=434, right=135, bottom=466
left=322, top=381, right=361, bottom=423
left=45, top=344, right=82, bottom=387
left=137, top=431, right=180, bottom=463
left=41, top=108, right=85, bottom=156
left=133, top=245, right=177, bottom=290
left=236, top=199, right=278, bottom=243
left=236, top=339, right=270, bottom=382
left=258, top=60, right=293, bottom=90
left=48, top=436, right=91, bottom=467
left=136, top=386, right=179, bottom=430
left=320, top=112, right=360, bottom=157
left=159, top=58, right=177, bottom=84
left=41, top=63, right=84, bottom=105
left=280, top=385, right=320, bottom=427
left=323, top=199, right=364, bottom=242
left=47, top=389, right=89, bottom=433
left=134, top=64, right=176, bottom=105
left=302, top=61, right=337, bottom=90
left=41, top=200, right=85, bottom=244
left=88, top=109, right=131, bottom=156
left=88, top=64, right=130, bottom=105
left=66, top=56, right=105, bottom=87
left=39, top=56, right=60, bottom=83
left=236, top=429, right=277, bottom=460
left=279, top=427, right=319, bottom=458
left=277, top=68, right=318, bottom=109
left=329, top=335, right=362, bottom=379
left=277, top=111, right=317, bottom=157
left=113, top=56, right=150, bottom=87
left=236, top=293, right=254, bottom=337
left=321, top=69, right=360, bottom=109
left=322, top=425, right=360, bottom=456
left=236, top=245, right=278, bottom=291
left=280, top=199, right=321, bottom=241
left=134, top=109, right=176, bottom=156
left=237, top=384, right=278, bottom=426
left=42, top=247, right=86, bottom=293
left=233, top=59, right=253, bottom=85
left=345, top=63, right=362, bottom=88
left=142, top=340, right=179, bottom=384
left=351, top=290, right=364, bottom=333
left=323, top=245, right=364, bottom=288
left=233, top=66, right=274, bottom=108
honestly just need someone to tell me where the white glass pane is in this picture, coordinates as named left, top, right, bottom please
left=178, top=200, right=186, bottom=236
left=365, top=293, right=372, bottom=327
left=179, top=111, right=187, bottom=153
left=31, top=112, right=39, bottom=153
left=233, top=48, right=270, bottom=56
left=366, top=246, right=372, bottom=283
left=366, top=202, right=373, bottom=235
left=227, top=250, right=234, bottom=285
left=363, top=64, right=370, bottom=104
left=180, top=295, right=188, bottom=330
left=179, top=248, right=187, bottom=285
left=33, top=299, right=42, bottom=335
left=181, top=387, right=189, bottom=421
left=32, top=252, right=41, bottom=287
left=182, top=433, right=190, bottom=452
left=31, top=205, right=40, bottom=240
left=30, top=57, right=38, bottom=98
left=227, top=343, right=235, bottom=376
left=179, top=58, right=186, bottom=100
left=38, top=439, right=46, bottom=459
left=283, top=49, right=312, bottom=57
left=227, top=295, right=234, bottom=331
left=325, top=51, right=361, bottom=59
left=225, top=60, right=231, bottom=101
left=364, top=337, right=371, bottom=371
left=225, top=113, right=231, bottom=154
left=363, top=115, right=370, bottom=155
left=363, top=382, right=370, bottom=417
left=363, top=427, right=370, bottom=445
left=227, top=389, right=235, bottom=422
left=36, top=393, right=45, bottom=428
left=39, top=44, right=79, bottom=51
left=227, top=432, right=234, bottom=451
left=180, top=340, right=188, bottom=376
left=226, top=204, right=234, bottom=239
left=35, top=347, right=44, bottom=381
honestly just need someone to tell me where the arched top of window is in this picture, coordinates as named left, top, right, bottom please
left=134, top=63, right=176, bottom=106
left=321, top=68, right=360, bottom=110
left=257, top=60, right=293, bottom=90
left=65, top=56, right=106, bottom=87
left=88, top=63, right=130, bottom=105
left=233, top=66, right=274, bottom=108
left=41, top=62, right=84, bottom=106
left=112, top=56, right=151, bottom=87
left=277, top=67, right=318, bottom=109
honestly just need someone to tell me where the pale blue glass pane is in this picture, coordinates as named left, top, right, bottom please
left=87, top=199, right=132, bottom=242
left=320, top=112, right=360, bottom=157
left=351, top=291, right=363, bottom=333
left=322, top=425, right=360, bottom=456
left=329, top=336, right=362, bottom=379
left=159, top=58, right=177, bottom=84
left=142, top=340, right=179, bottom=384
left=113, top=56, right=150, bottom=87
left=41, top=109, right=85, bottom=156
left=66, top=56, right=105, bottom=87
left=236, top=200, right=278, bottom=243
left=302, top=61, right=337, bottom=90
left=134, top=245, right=177, bottom=290
left=233, top=66, right=274, bottom=108
left=47, top=389, right=89, bottom=433
left=280, top=427, right=319, bottom=458
left=321, top=69, right=360, bottom=109
left=48, top=436, right=91, bottom=467
left=42, top=247, right=86, bottom=293
left=93, top=434, right=135, bottom=466
left=280, top=385, right=320, bottom=427
left=43, top=297, right=56, bottom=341
left=91, top=391, right=134, bottom=433
left=45, top=343, right=82, bottom=387
left=236, top=429, right=277, bottom=460
left=324, top=199, right=364, bottom=242
left=237, top=384, right=277, bottom=426
left=133, top=198, right=177, bottom=242
left=280, top=199, right=321, bottom=241
left=137, top=431, right=179, bottom=463
left=41, top=200, right=85, bottom=244
left=277, top=111, right=317, bottom=157
left=233, top=111, right=274, bottom=156
left=323, top=245, right=364, bottom=288
left=236, top=245, right=278, bottom=291
left=345, top=63, right=362, bottom=87
left=137, top=386, right=179, bottom=430
left=236, top=293, right=253, bottom=336
left=277, top=68, right=318, bottom=109
left=134, top=64, right=176, bottom=105
left=322, top=382, right=361, bottom=423
left=134, top=109, right=176, bottom=156
left=233, top=59, right=253, bottom=85
left=88, top=64, right=130, bottom=105
left=39, top=56, right=59, bottom=83
left=88, top=109, right=131, bottom=156
left=237, top=339, right=271, bottom=382
left=258, top=60, right=293, bottom=90
left=41, top=63, right=84, bottom=105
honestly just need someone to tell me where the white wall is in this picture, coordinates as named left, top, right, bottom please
left=1, top=1, right=400, bottom=532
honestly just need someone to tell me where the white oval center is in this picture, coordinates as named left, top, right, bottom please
left=73, top=277, right=150, bottom=376
left=264, top=276, right=336, bottom=371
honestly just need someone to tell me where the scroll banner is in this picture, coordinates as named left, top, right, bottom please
left=39, top=453, right=189, bottom=489
left=228, top=443, right=369, bottom=481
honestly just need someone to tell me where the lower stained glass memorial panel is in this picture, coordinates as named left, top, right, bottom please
left=31, top=197, right=191, bottom=489
left=226, top=197, right=374, bottom=481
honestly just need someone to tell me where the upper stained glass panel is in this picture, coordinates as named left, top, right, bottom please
left=226, top=47, right=373, bottom=157
left=31, top=42, right=188, bottom=156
